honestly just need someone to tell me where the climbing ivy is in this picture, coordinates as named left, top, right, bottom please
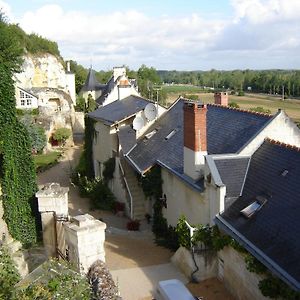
left=0, top=65, right=37, bottom=245
left=84, top=116, right=95, bottom=179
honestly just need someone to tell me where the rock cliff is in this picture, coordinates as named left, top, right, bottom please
left=14, top=54, right=67, bottom=90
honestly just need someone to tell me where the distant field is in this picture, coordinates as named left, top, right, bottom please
left=165, top=87, right=300, bottom=123
left=162, top=85, right=206, bottom=94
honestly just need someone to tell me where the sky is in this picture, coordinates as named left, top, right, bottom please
left=1, top=0, right=300, bottom=71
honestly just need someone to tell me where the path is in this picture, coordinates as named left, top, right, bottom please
left=37, top=145, right=234, bottom=300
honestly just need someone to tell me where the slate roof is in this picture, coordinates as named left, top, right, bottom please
left=88, top=95, right=150, bottom=126
left=216, top=139, right=300, bottom=291
left=125, top=98, right=273, bottom=174
left=96, top=77, right=114, bottom=105
left=80, top=68, right=106, bottom=93
left=214, top=156, right=250, bottom=198
left=118, top=125, right=136, bottom=154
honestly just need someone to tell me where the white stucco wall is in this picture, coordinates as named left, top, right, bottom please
left=240, top=111, right=300, bottom=155
left=65, top=73, right=76, bottom=105
left=161, top=168, right=209, bottom=227
left=218, top=247, right=269, bottom=300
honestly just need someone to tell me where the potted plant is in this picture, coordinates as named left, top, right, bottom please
left=126, top=220, right=140, bottom=231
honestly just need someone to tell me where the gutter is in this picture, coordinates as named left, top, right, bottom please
left=157, top=160, right=203, bottom=192
left=215, top=214, right=300, bottom=291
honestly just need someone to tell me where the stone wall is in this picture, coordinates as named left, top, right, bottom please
left=218, top=247, right=268, bottom=300
left=171, top=247, right=217, bottom=282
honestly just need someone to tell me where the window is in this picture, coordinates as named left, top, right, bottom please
left=240, top=196, right=268, bottom=218
left=20, top=91, right=25, bottom=98
left=26, top=99, right=32, bottom=106
left=20, top=99, right=25, bottom=106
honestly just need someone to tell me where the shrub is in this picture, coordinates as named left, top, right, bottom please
left=249, top=106, right=271, bottom=114
left=53, top=128, right=71, bottom=144
left=237, top=90, right=245, bottom=96
left=127, top=220, right=140, bottom=231
left=20, top=115, right=47, bottom=153
left=103, top=158, right=115, bottom=182
left=0, top=246, right=20, bottom=300
left=114, top=201, right=125, bottom=213
left=228, top=101, right=240, bottom=108
left=78, top=177, right=116, bottom=211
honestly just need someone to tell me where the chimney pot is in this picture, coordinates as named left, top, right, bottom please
left=214, top=92, right=228, bottom=106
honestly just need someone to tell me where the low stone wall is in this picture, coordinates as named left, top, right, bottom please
left=171, top=246, right=217, bottom=282
left=218, top=247, right=268, bottom=300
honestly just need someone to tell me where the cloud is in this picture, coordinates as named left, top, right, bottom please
left=1, top=0, right=300, bottom=70
left=16, top=4, right=225, bottom=69
left=231, top=0, right=300, bottom=24
left=0, top=0, right=12, bottom=20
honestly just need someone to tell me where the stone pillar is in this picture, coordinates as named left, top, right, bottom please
left=64, top=214, right=106, bottom=274
left=36, top=183, right=69, bottom=257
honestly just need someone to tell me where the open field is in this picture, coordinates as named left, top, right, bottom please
left=162, top=84, right=206, bottom=94
left=166, top=90, right=300, bottom=123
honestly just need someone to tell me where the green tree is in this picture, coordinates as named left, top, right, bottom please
left=75, top=96, right=86, bottom=112
left=0, top=15, right=24, bottom=72
left=86, top=94, right=97, bottom=112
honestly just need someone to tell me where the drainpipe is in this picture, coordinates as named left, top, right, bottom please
left=185, top=220, right=199, bottom=283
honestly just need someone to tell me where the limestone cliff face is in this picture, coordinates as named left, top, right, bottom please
left=15, top=54, right=67, bottom=90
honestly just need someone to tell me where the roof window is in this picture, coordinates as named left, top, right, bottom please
left=165, top=129, right=176, bottom=140
left=240, top=196, right=268, bottom=218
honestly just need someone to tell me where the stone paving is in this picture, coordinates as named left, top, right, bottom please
left=38, top=144, right=235, bottom=300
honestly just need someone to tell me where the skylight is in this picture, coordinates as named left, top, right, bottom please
left=165, top=129, right=176, bottom=140
left=241, top=201, right=261, bottom=218
left=240, top=196, right=268, bottom=218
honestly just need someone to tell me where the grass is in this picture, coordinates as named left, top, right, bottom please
left=166, top=90, right=300, bottom=123
left=34, top=151, right=61, bottom=172
left=162, top=84, right=207, bottom=94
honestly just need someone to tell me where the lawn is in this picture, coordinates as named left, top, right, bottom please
left=166, top=90, right=300, bottom=123
left=34, top=151, right=61, bottom=171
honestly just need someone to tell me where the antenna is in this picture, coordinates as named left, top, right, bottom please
left=144, top=103, right=157, bottom=121
left=132, top=116, right=145, bottom=131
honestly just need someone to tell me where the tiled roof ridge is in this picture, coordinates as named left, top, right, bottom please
left=207, top=103, right=273, bottom=118
left=265, top=138, right=300, bottom=152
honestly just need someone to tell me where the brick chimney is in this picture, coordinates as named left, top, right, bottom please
left=183, top=101, right=207, bottom=180
left=214, top=92, right=228, bottom=106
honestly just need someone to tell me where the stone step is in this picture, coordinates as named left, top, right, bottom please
left=7, top=240, right=22, bottom=253
left=12, top=250, right=29, bottom=278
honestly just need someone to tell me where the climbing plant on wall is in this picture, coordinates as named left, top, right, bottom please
left=0, top=65, right=37, bottom=245
left=83, top=116, right=95, bottom=179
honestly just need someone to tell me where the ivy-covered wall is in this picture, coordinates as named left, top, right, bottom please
left=0, top=65, right=37, bottom=245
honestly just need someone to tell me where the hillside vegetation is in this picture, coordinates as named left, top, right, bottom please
left=0, top=12, right=61, bottom=72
